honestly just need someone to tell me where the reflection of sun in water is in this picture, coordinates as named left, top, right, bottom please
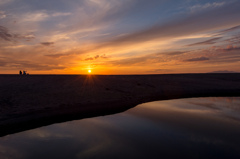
left=88, top=69, right=91, bottom=73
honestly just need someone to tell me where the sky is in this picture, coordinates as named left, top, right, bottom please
left=0, top=0, right=240, bottom=74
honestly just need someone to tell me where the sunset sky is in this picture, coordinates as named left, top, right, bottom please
left=0, top=0, right=240, bottom=74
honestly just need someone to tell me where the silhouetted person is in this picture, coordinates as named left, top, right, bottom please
left=19, top=70, right=22, bottom=75
left=23, top=70, right=26, bottom=75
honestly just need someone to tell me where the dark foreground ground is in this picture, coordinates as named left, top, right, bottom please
left=0, top=74, right=240, bottom=137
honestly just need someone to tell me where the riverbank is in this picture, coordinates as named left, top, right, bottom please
left=1, top=74, right=240, bottom=137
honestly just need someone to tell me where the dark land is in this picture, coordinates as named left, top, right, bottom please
left=0, top=73, right=240, bottom=137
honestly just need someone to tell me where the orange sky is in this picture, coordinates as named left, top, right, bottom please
left=0, top=0, right=240, bottom=74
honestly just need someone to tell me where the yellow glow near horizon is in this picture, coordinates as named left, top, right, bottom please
left=88, top=69, right=91, bottom=73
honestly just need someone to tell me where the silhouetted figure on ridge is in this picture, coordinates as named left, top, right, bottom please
left=19, top=70, right=22, bottom=75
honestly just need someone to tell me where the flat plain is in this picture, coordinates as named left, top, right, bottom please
left=0, top=73, right=240, bottom=137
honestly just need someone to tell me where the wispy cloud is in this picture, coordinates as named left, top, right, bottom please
left=184, top=56, right=209, bottom=62
left=218, top=25, right=240, bottom=34
left=0, top=26, right=12, bottom=41
left=22, top=11, right=49, bottom=22
left=41, top=42, right=54, bottom=46
left=187, top=37, right=222, bottom=46
left=0, top=58, right=66, bottom=70
left=217, top=45, right=240, bottom=52
left=0, top=0, right=14, bottom=6
left=21, top=11, right=72, bottom=22
left=52, top=12, right=71, bottom=17
left=98, top=1, right=240, bottom=48
left=0, top=25, right=35, bottom=42
left=166, top=51, right=186, bottom=56
left=225, top=36, right=240, bottom=44
left=190, top=2, right=225, bottom=12
left=45, top=53, right=70, bottom=58
left=0, top=11, right=6, bottom=19
left=84, top=54, right=108, bottom=61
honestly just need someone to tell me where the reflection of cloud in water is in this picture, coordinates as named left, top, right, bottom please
left=190, top=97, right=240, bottom=120
left=0, top=97, right=240, bottom=159
left=0, top=144, right=24, bottom=159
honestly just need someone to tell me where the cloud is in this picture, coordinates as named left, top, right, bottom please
left=217, top=45, right=240, bottom=52
left=45, top=53, right=69, bottom=58
left=94, top=55, right=99, bottom=59
left=187, top=37, right=222, bottom=46
left=0, top=11, right=6, bottom=19
left=84, top=57, right=94, bottom=61
left=218, top=25, right=240, bottom=34
left=209, top=54, right=240, bottom=63
left=0, top=25, right=35, bottom=42
left=0, top=59, right=66, bottom=71
left=195, top=45, right=240, bottom=64
left=0, top=59, right=7, bottom=66
left=84, top=54, right=108, bottom=61
left=224, top=35, right=240, bottom=44
left=0, top=26, right=12, bottom=41
left=184, top=56, right=209, bottom=62
left=21, top=11, right=72, bottom=23
left=100, top=54, right=108, bottom=59
left=111, top=56, right=149, bottom=66
left=224, top=45, right=240, bottom=51
left=19, top=34, right=35, bottom=41
left=56, top=0, right=134, bottom=36
left=41, top=42, right=54, bottom=46
left=22, top=11, right=49, bottom=22
left=190, top=2, right=225, bottom=12
left=102, top=1, right=240, bottom=47
left=110, top=52, right=165, bottom=66
left=0, top=0, right=14, bottom=6
left=109, top=50, right=190, bottom=67
left=166, top=51, right=187, bottom=56
left=52, top=12, right=71, bottom=17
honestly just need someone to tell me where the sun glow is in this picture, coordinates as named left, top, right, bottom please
left=88, top=69, right=91, bottom=73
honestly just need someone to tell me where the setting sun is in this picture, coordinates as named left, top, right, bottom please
left=88, top=70, right=91, bottom=73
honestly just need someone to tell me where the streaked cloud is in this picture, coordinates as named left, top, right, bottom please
left=217, top=45, right=240, bottom=52
left=187, top=37, right=222, bottom=46
left=22, top=11, right=49, bottom=22
left=0, top=26, right=12, bottom=41
left=184, top=57, right=209, bottom=62
left=41, top=42, right=54, bottom=46
left=0, top=26, right=35, bottom=42
left=218, top=25, right=240, bottom=34
left=84, top=54, right=108, bottom=61
left=45, top=53, right=70, bottom=58
left=102, top=1, right=240, bottom=47
left=166, top=51, right=186, bottom=56
left=190, top=2, right=225, bottom=12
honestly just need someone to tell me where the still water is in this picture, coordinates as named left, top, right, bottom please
left=0, top=97, right=240, bottom=159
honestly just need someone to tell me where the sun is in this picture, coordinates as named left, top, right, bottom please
left=88, top=69, right=91, bottom=73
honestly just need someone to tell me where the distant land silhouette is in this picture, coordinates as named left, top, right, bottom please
left=208, top=70, right=239, bottom=73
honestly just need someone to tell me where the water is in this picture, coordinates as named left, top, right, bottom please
left=0, top=97, right=240, bottom=159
